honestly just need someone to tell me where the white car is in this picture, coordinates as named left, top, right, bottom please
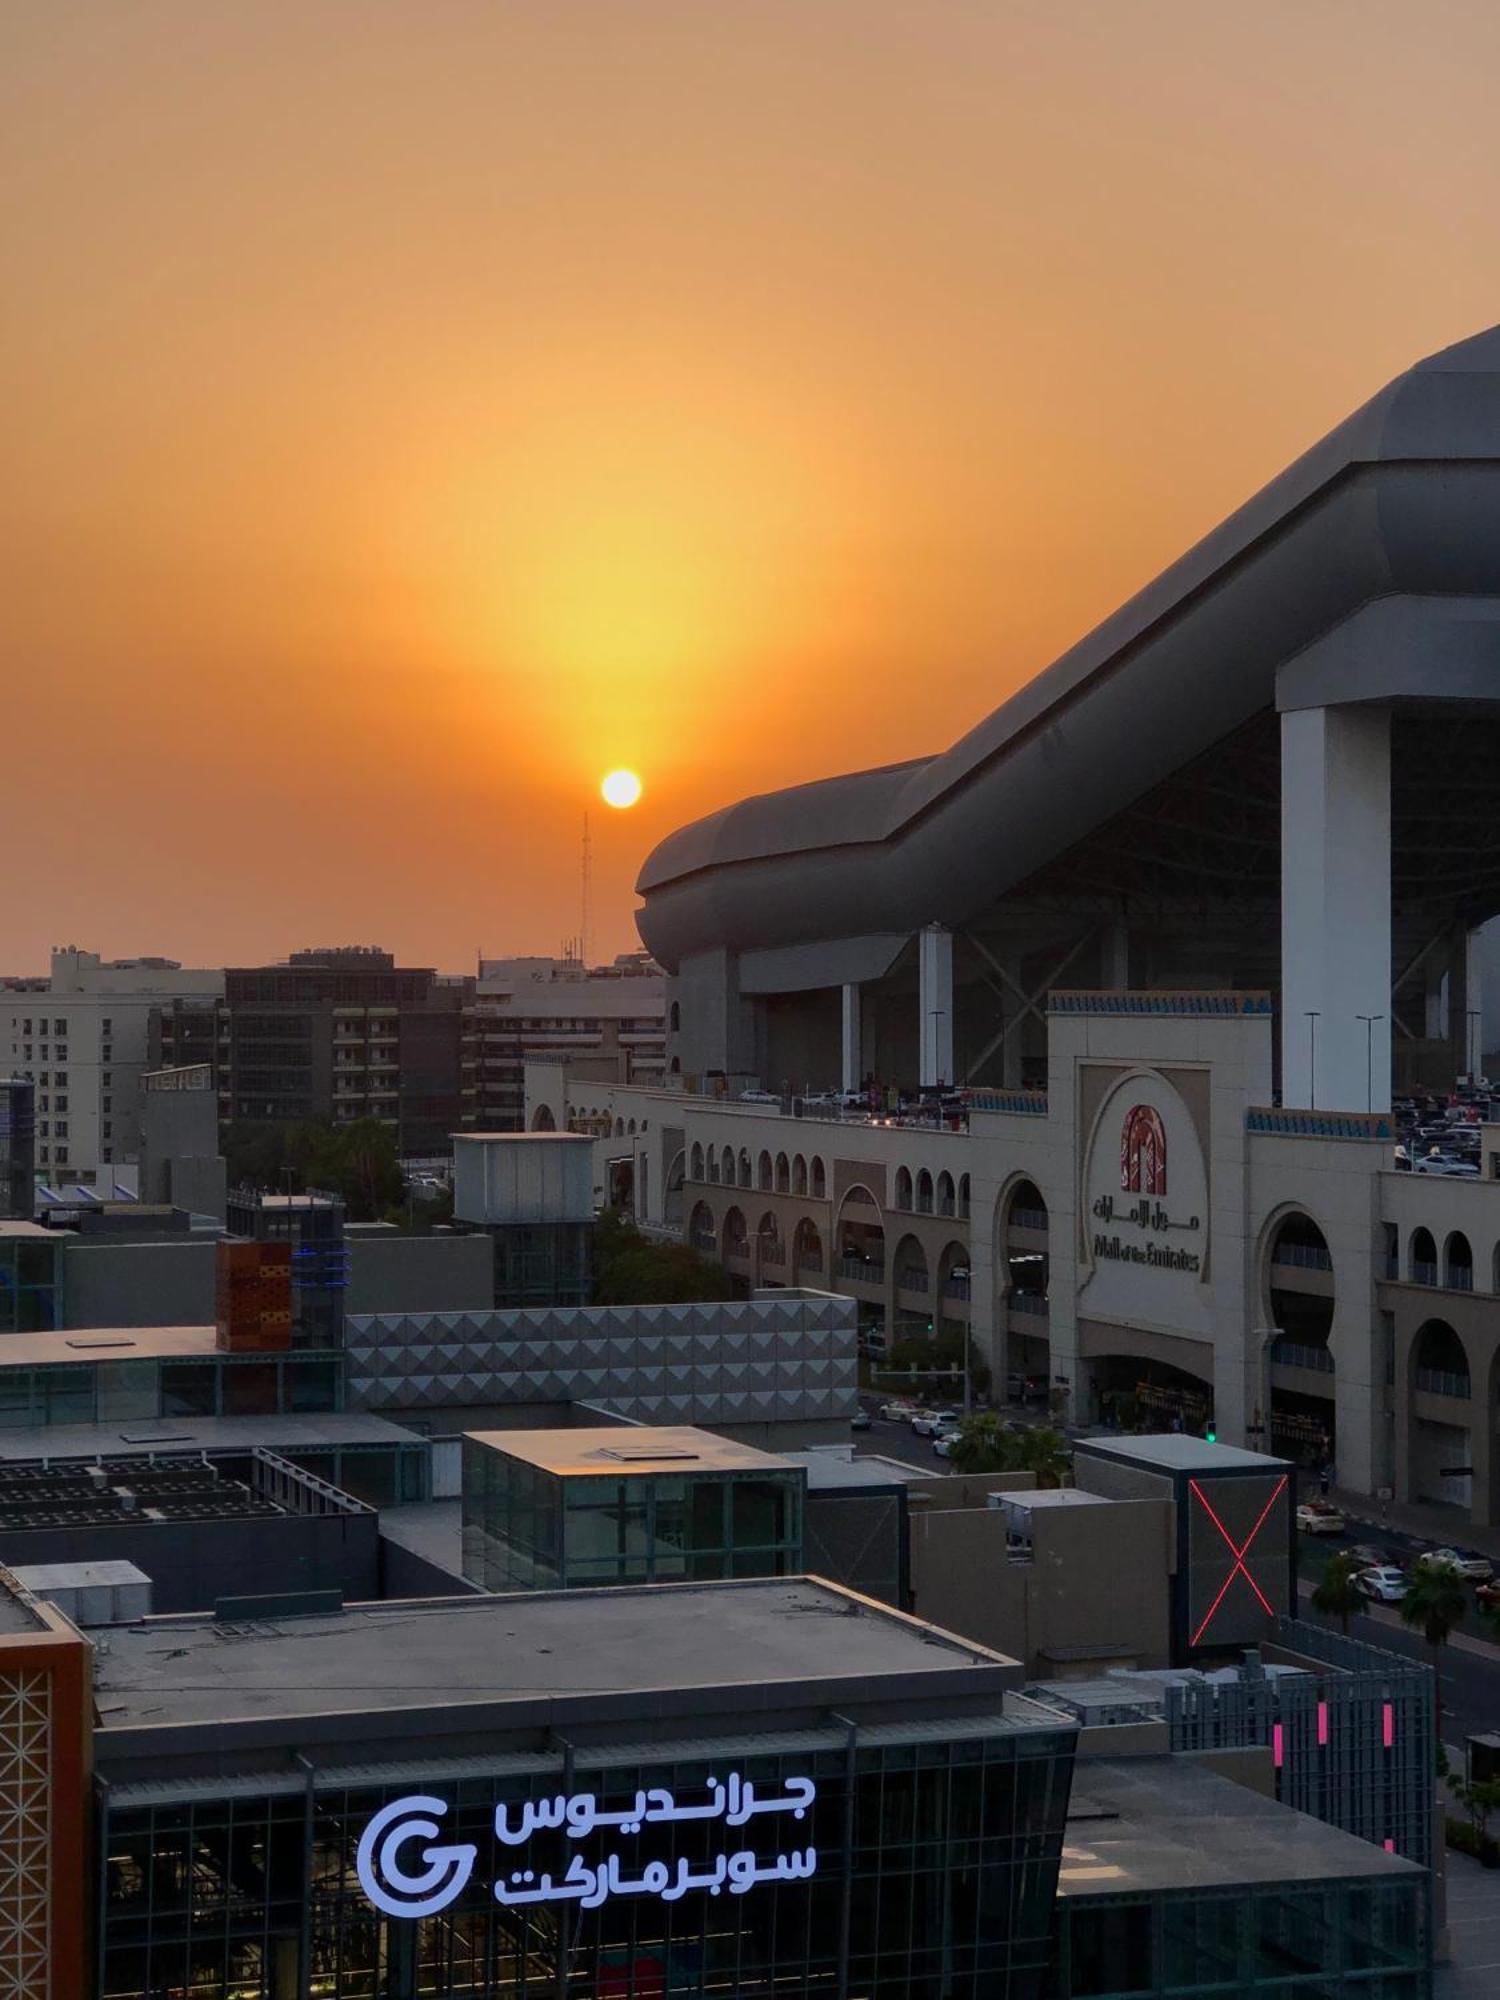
left=1356, top=1566, right=1407, bottom=1604
left=1428, top=1547, right=1494, bottom=1582
left=910, top=1409, right=956, bottom=1437
left=932, top=1429, right=961, bottom=1458
left=1297, top=1503, right=1346, bottom=1535
left=879, top=1400, right=917, bottom=1423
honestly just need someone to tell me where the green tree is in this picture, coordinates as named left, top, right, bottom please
left=946, top=1411, right=1019, bottom=1475
left=1447, top=1773, right=1500, bottom=1844
left=593, top=1210, right=737, bottom=1304
left=1014, top=1425, right=1071, bottom=1490
left=1400, top=1558, right=1467, bottom=1736
left=1311, top=1551, right=1365, bottom=1636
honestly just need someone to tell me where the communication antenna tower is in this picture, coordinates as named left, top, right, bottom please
left=580, top=810, right=593, bottom=971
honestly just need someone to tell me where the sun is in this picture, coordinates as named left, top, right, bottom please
left=601, top=768, right=643, bottom=809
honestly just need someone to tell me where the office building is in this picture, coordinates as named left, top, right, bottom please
left=225, top=1187, right=349, bottom=1348
left=2, top=946, right=222, bottom=1192
left=460, top=1425, right=805, bottom=1591
left=88, top=1576, right=1077, bottom=1999
left=0, top=1076, right=35, bottom=1217
left=470, top=953, right=665, bottom=1131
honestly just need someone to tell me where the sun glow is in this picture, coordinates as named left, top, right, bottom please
left=601, top=768, right=643, bottom=809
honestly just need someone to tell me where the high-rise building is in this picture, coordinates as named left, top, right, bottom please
left=2, top=947, right=223, bottom=1193
left=469, top=952, right=665, bottom=1129
left=0, top=1076, right=35, bottom=1217
left=210, top=946, right=470, bottom=1155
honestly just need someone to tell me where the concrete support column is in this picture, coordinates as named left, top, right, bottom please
left=1102, top=914, right=1130, bottom=992
left=1280, top=705, right=1391, bottom=1112
left=1447, top=923, right=1482, bottom=1081
left=840, top=984, right=862, bottom=1095
left=918, top=925, right=954, bottom=1088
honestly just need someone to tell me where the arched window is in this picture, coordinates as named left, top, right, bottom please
left=1004, top=1182, right=1048, bottom=1300
left=689, top=1201, right=716, bottom=1253
left=793, top=1216, right=823, bottom=1272
left=1445, top=1232, right=1474, bottom=1292
left=669, top=1000, right=681, bottom=1032
left=792, top=1154, right=808, bottom=1196
left=757, top=1149, right=774, bottom=1192
left=613, top=1118, right=625, bottom=1138
left=1268, top=1212, right=1332, bottom=1274
left=670, top=1056, right=681, bottom=1073
left=939, top=1241, right=971, bottom=1303
left=723, top=1207, right=749, bottom=1259
left=811, top=1157, right=827, bottom=1200
left=894, top=1235, right=929, bottom=1295
left=689, top=1142, right=704, bottom=1181
left=721, top=1145, right=736, bottom=1185
left=894, top=1166, right=913, bottom=1211
left=916, top=1170, right=934, bottom=1215
left=627, top=1118, right=636, bottom=1135
left=1410, top=1228, right=1438, bottom=1285
left=531, top=1104, right=557, bottom=1131
left=958, top=1173, right=971, bottom=1219
left=774, top=1151, right=790, bottom=1193
left=1414, top=1318, right=1470, bottom=1397
left=937, top=1171, right=955, bottom=1217
left=738, top=1148, right=753, bottom=1189
left=757, top=1212, right=785, bottom=1266
left=836, top=1187, right=885, bottom=1277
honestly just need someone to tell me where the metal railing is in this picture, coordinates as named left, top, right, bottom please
left=1269, top=1338, right=1334, bottom=1375
left=1415, top=1367, right=1471, bottom=1400
left=896, top=1268, right=928, bottom=1294
left=1010, top=1290, right=1048, bottom=1315
left=1446, top=1266, right=1475, bottom=1292
left=1271, top=1242, right=1333, bottom=1272
left=1411, top=1261, right=1438, bottom=1287
left=943, top=1275, right=971, bottom=1301
left=1009, top=1208, right=1048, bottom=1232
left=838, top=1256, right=885, bottom=1283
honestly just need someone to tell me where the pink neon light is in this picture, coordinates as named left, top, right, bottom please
left=1384, top=1838, right=1395, bottom=1853
left=1383, top=1702, right=1394, bottom=1749
left=1188, top=1474, right=1288, bottom=1647
left=1317, top=1701, right=1328, bottom=1746
left=1273, top=1723, right=1284, bottom=1769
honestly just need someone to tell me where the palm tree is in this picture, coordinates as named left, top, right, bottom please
left=1015, top=1425, right=1071, bottom=1490
left=1311, top=1551, right=1364, bottom=1636
left=947, top=1412, right=1016, bottom=1476
left=1400, top=1558, right=1467, bottom=1738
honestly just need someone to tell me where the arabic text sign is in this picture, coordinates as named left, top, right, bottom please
left=356, top=1775, right=818, bottom=1920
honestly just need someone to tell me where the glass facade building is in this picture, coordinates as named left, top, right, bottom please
left=98, top=1712, right=1076, bottom=2000
left=0, top=1346, right=341, bottom=1428
left=0, top=1226, right=59, bottom=1331
left=461, top=1429, right=805, bottom=1591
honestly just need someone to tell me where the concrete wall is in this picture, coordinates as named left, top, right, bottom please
left=346, top=1232, right=494, bottom=1314
left=907, top=1495, right=1173, bottom=1676
left=0, top=1511, right=379, bottom=1615
left=61, top=1237, right=217, bottom=1328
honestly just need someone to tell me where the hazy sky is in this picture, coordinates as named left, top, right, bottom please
left=6, top=1, right=1500, bottom=974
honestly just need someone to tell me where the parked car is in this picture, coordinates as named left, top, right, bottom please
left=1427, top=1547, right=1494, bottom=1582
left=1346, top=1543, right=1401, bottom=1571
left=933, top=1430, right=961, bottom=1458
left=1476, top=1580, right=1500, bottom=1611
left=878, top=1400, right=917, bottom=1422
left=1297, top=1502, right=1346, bottom=1535
left=1355, top=1566, right=1408, bottom=1604
left=911, top=1408, right=957, bottom=1437
left=850, top=1408, right=872, bottom=1432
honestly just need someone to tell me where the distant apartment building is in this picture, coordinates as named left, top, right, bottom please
left=154, top=945, right=472, bottom=1157
left=469, top=951, right=665, bottom=1129
left=2, top=947, right=223, bottom=1193
left=0, top=1077, right=35, bottom=1218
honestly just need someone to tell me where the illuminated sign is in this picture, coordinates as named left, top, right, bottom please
left=1188, top=1473, right=1288, bottom=1647
left=1120, top=1103, right=1167, bottom=1195
left=356, top=1774, right=818, bottom=1920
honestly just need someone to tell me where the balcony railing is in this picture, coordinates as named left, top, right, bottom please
left=1415, top=1367, right=1471, bottom=1400
left=896, top=1268, right=929, bottom=1294
left=1271, top=1242, right=1333, bottom=1272
left=839, top=1256, right=885, bottom=1284
left=1446, top=1267, right=1475, bottom=1292
left=1411, top=1261, right=1438, bottom=1287
left=690, top=1231, right=715, bottom=1253
left=795, top=1249, right=824, bottom=1272
left=1010, top=1290, right=1048, bottom=1315
left=1269, top=1338, right=1334, bottom=1375
left=759, top=1244, right=786, bottom=1267
left=943, top=1275, right=971, bottom=1301
left=1010, top=1208, right=1048, bottom=1232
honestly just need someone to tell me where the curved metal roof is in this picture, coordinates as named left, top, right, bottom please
left=637, top=326, right=1500, bottom=970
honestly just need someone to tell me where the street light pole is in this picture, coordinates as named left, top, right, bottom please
left=1355, top=1014, right=1384, bottom=1113
left=1304, top=1011, right=1321, bottom=1109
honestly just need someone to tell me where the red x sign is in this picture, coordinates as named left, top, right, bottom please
left=1188, top=1474, right=1288, bottom=1647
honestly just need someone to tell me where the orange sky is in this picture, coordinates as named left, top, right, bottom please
left=5, top=1, right=1500, bottom=974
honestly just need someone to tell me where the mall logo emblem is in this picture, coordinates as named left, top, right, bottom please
left=1120, top=1103, right=1166, bottom=1196
left=357, top=1796, right=479, bottom=1918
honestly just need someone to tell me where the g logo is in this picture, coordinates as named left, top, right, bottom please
left=356, top=1795, right=478, bottom=1918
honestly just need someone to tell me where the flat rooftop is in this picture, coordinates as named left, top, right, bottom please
left=787, top=1447, right=927, bottom=1491
left=94, top=1578, right=1014, bottom=1734
left=467, top=1425, right=799, bottom=1478
left=1058, top=1757, right=1419, bottom=1897
left=0, top=1411, right=426, bottom=1463
left=1075, top=1434, right=1291, bottom=1475
left=0, top=1325, right=216, bottom=1368
left=0, top=1221, right=59, bottom=1240
left=0, top=1573, right=51, bottom=1637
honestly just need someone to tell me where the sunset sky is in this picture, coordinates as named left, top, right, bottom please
left=6, top=1, right=1500, bottom=974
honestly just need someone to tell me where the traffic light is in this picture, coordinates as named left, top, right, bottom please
left=1204, top=1424, right=1217, bottom=1444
